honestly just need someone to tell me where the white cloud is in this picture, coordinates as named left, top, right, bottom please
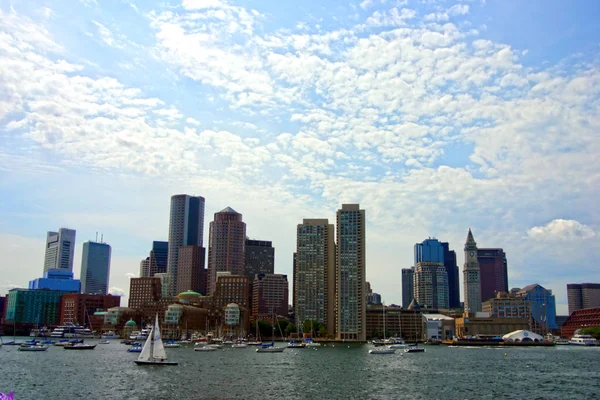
left=182, top=0, right=225, bottom=10
left=186, top=117, right=201, bottom=125
left=92, top=20, right=125, bottom=49
left=448, top=4, right=470, bottom=16
left=360, top=0, right=376, bottom=10
left=528, top=220, right=596, bottom=241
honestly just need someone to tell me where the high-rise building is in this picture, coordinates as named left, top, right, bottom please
left=252, top=273, right=288, bottom=318
left=414, top=262, right=449, bottom=309
left=207, top=207, right=246, bottom=294
left=515, top=284, right=558, bottom=331
left=80, top=241, right=112, bottom=295
left=166, top=194, right=205, bottom=296
left=567, top=283, right=600, bottom=315
left=140, top=241, right=168, bottom=278
left=463, top=229, right=482, bottom=314
left=295, top=219, right=336, bottom=336
left=441, top=242, right=460, bottom=308
left=402, top=267, right=415, bottom=308
left=176, top=245, right=207, bottom=295
left=244, top=239, right=274, bottom=280
left=214, top=274, right=250, bottom=312
left=414, top=239, right=444, bottom=265
left=43, top=228, right=76, bottom=273
left=477, top=248, right=508, bottom=302
left=128, top=277, right=162, bottom=309
left=336, top=204, right=366, bottom=341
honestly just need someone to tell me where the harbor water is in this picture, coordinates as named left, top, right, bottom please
left=1, top=339, right=599, bottom=399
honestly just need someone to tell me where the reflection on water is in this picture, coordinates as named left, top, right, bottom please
left=1, top=338, right=599, bottom=399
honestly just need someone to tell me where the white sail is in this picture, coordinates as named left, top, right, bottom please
left=138, top=325, right=153, bottom=362
left=152, top=314, right=167, bottom=360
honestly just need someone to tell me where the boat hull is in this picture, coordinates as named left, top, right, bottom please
left=256, top=347, right=285, bottom=353
left=64, top=345, right=97, bottom=350
left=18, top=346, right=48, bottom=352
left=134, top=360, right=178, bottom=366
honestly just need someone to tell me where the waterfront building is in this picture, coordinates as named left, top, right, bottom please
left=463, top=229, right=482, bottom=314
left=514, top=284, right=558, bottom=332
left=128, top=277, right=162, bottom=309
left=567, top=283, right=600, bottom=314
left=213, top=274, right=250, bottom=312
left=336, top=204, right=367, bottom=341
left=454, top=315, right=529, bottom=337
left=176, top=245, right=207, bottom=295
left=29, top=269, right=81, bottom=292
left=43, top=228, right=76, bottom=273
left=422, top=313, right=455, bottom=341
left=5, top=288, right=75, bottom=329
left=560, top=307, right=600, bottom=338
left=295, top=219, right=336, bottom=336
left=80, top=241, right=112, bottom=295
left=441, top=242, right=460, bottom=309
left=401, top=267, right=415, bottom=308
left=154, top=273, right=170, bottom=298
left=207, top=207, right=246, bottom=294
left=482, top=292, right=531, bottom=319
left=252, top=273, right=288, bottom=319
left=59, top=293, right=120, bottom=327
left=164, top=303, right=210, bottom=336
left=0, top=296, right=4, bottom=324
left=414, top=262, right=449, bottom=309
left=166, top=194, right=205, bottom=296
left=477, top=248, right=508, bottom=302
left=244, top=239, right=274, bottom=279
left=365, top=304, right=422, bottom=342
left=140, top=241, right=168, bottom=277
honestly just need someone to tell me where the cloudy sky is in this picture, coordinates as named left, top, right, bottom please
left=1, top=0, right=598, bottom=314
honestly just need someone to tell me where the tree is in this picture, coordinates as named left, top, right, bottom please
left=277, top=319, right=289, bottom=335
left=581, top=327, right=600, bottom=340
left=285, top=323, right=297, bottom=336
left=318, top=325, right=327, bottom=337
left=258, top=321, right=272, bottom=338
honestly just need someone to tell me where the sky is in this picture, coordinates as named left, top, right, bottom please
left=1, top=0, right=599, bottom=315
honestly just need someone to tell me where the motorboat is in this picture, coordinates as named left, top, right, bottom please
left=256, top=344, right=285, bottom=353
left=388, top=343, right=410, bottom=349
left=128, top=344, right=143, bottom=353
left=369, top=347, right=396, bottom=355
left=232, top=343, right=248, bottom=349
left=287, top=341, right=306, bottom=349
left=63, top=342, right=97, bottom=350
left=30, top=328, right=51, bottom=338
left=101, top=331, right=120, bottom=339
left=50, top=324, right=93, bottom=338
left=304, top=338, right=321, bottom=347
left=247, top=341, right=263, bottom=346
left=404, top=346, right=426, bottom=353
left=99, top=340, right=110, bottom=344
left=569, top=334, right=598, bottom=346
left=18, top=344, right=49, bottom=352
left=130, top=326, right=152, bottom=341
left=163, top=341, right=181, bottom=348
left=194, top=345, right=219, bottom=352
left=135, top=314, right=178, bottom=366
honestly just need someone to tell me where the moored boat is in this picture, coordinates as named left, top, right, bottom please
left=63, top=342, right=97, bottom=350
left=569, top=334, right=598, bottom=346
left=134, top=314, right=178, bottom=366
left=369, top=347, right=396, bottom=354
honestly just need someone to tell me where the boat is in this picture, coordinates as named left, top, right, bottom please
left=194, top=344, right=220, bottom=352
left=30, top=327, right=51, bottom=338
left=101, top=331, right=120, bottom=339
left=127, top=344, right=143, bottom=353
left=305, top=338, right=321, bottom=347
left=569, top=334, right=598, bottom=346
left=404, top=346, right=425, bottom=353
left=388, top=343, right=410, bottom=349
left=287, top=340, right=306, bottom=349
left=232, top=342, right=248, bottom=349
left=50, top=324, right=94, bottom=338
left=121, top=340, right=136, bottom=345
left=130, top=326, right=152, bottom=341
left=163, top=340, right=181, bottom=348
left=256, top=342, right=285, bottom=353
left=135, top=314, right=178, bottom=366
left=369, top=301, right=395, bottom=355
left=18, top=344, right=49, bottom=352
left=63, top=342, right=97, bottom=350
left=99, top=340, right=110, bottom=344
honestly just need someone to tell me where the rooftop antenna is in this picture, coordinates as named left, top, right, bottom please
left=96, top=232, right=98, bottom=242
left=101, top=233, right=103, bottom=243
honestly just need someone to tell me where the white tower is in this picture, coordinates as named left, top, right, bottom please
left=463, top=228, right=481, bottom=315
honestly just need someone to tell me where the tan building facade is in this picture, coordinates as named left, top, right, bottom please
left=455, top=315, right=529, bottom=337
left=482, top=291, right=531, bottom=319
left=366, top=305, right=422, bottom=342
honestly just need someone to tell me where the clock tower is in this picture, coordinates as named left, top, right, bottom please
left=463, top=228, right=481, bottom=315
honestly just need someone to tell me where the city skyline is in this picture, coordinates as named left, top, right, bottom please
left=1, top=1, right=599, bottom=314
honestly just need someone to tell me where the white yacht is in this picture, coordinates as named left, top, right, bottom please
left=101, top=331, right=120, bottom=339
left=50, top=324, right=93, bottom=338
left=569, top=334, right=598, bottom=346
left=130, top=326, right=152, bottom=341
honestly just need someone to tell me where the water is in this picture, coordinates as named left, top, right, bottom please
left=1, top=339, right=599, bottom=399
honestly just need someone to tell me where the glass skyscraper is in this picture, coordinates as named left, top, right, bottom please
left=43, top=228, right=76, bottom=273
left=414, top=238, right=459, bottom=309
left=80, top=241, right=112, bottom=295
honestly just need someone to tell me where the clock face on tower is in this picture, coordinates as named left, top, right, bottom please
left=469, top=251, right=475, bottom=257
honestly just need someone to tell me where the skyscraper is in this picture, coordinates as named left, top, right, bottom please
left=176, top=245, right=206, bottom=295
left=166, top=194, right=205, bottom=296
left=295, top=219, right=335, bottom=335
left=463, top=229, right=482, bottom=314
left=207, top=207, right=246, bottom=294
left=244, top=239, right=274, bottom=280
left=441, top=242, right=460, bottom=308
left=414, top=262, right=449, bottom=309
left=515, top=284, right=558, bottom=331
left=43, top=228, right=76, bottom=273
left=253, top=273, right=289, bottom=318
left=477, top=248, right=508, bottom=302
left=401, top=267, right=415, bottom=308
left=567, top=283, right=600, bottom=314
left=140, top=241, right=168, bottom=277
left=336, top=204, right=366, bottom=341
left=80, top=241, right=112, bottom=295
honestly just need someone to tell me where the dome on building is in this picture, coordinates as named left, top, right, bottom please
left=125, top=319, right=137, bottom=327
left=502, top=330, right=544, bottom=342
left=177, top=290, right=203, bottom=304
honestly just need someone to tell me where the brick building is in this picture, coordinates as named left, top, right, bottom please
left=59, top=293, right=121, bottom=331
left=252, top=273, right=288, bottom=319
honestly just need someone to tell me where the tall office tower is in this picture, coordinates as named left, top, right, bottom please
left=244, top=239, right=274, bottom=280
left=477, top=248, right=508, bottom=302
left=43, top=228, right=76, bottom=273
left=567, top=283, right=600, bottom=314
left=128, top=277, right=162, bottom=309
left=515, top=284, right=558, bottom=330
left=295, top=219, right=336, bottom=336
left=80, top=241, right=112, bottom=295
left=414, top=238, right=452, bottom=309
left=166, top=194, right=205, bottom=296
left=292, top=252, right=297, bottom=310
left=441, top=243, right=460, bottom=308
left=207, top=207, right=246, bottom=294
left=401, top=267, right=415, bottom=308
left=139, top=241, right=169, bottom=278
left=463, top=229, right=482, bottom=314
left=252, top=273, right=289, bottom=318
left=336, top=204, right=366, bottom=341
left=414, top=262, right=449, bottom=309
left=176, top=245, right=206, bottom=295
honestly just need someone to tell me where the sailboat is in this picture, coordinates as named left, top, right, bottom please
left=256, top=313, right=285, bottom=353
left=135, top=314, right=178, bottom=366
left=369, top=303, right=396, bottom=355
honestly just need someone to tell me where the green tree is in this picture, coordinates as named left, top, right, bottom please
left=581, top=327, right=600, bottom=340
left=318, top=325, right=327, bottom=337
left=285, top=323, right=297, bottom=336
left=277, top=319, right=289, bottom=335
left=258, top=321, right=272, bottom=338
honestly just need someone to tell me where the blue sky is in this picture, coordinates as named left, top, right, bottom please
left=1, top=0, right=599, bottom=313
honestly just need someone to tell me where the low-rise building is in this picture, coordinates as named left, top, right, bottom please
left=28, top=269, right=81, bottom=292
left=5, top=288, right=75, bottom=334
left=59, top=293, right=121, bottom=328
left=482, top=291, right=531, bottom=319
left=366, top=305, right=422, bottom=342
left=560, top=307, right=600, bottom=338
left=454, top=314, right=529, bottom=337
left=422, top=313, right=455, bottom=341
